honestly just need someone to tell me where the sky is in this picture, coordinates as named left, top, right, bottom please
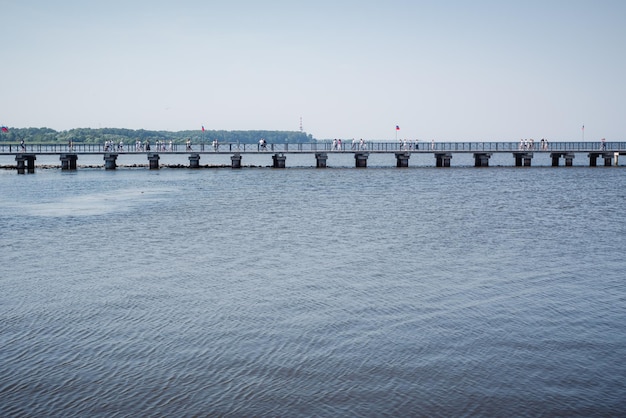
left=1, top=0, right=625, bottom=141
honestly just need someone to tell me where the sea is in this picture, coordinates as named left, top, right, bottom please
left=1, top=152, right=625, bottom=417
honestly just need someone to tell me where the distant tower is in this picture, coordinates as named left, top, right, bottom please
left=300, top=117, right=303, bottom=133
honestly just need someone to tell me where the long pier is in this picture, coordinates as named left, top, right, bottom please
left=1, top=141, right=625, bottom=173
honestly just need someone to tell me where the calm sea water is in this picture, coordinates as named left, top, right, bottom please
left=1, top=160, right=625, bottom=417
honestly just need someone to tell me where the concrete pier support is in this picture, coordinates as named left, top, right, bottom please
left=551, top=153, right=576, bottom=167
left=188, top=153, right=200, bottom=168
left=104, top=153, right=118, bottom=170
left=354, top=152, right=369, bottom=168
left=272, top=153, right=286, bottom=168
left=231, top=153, right=242, bottom=169
left=147, top=153, right=160, bottom=169
left=434, top=153, right=452, bottom=167
left=15, top=154, right=36, bottom=174
left=60, top=153, right=78, bottom=170
left=593, top=153, right=613, bottom=166
left=589, top=152, right=614, bottom=166
left=614, top=152, right=620, bottom=166
left=473, top=153, right=492, bottom=167
left=395, top=152, right=410, bottom=167
left=513, top=152, right=533, bottom=167
left=315, top=153, right=328, bottom=168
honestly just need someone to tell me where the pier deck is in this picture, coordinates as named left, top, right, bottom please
left=2, top=141, right=625, bottom=172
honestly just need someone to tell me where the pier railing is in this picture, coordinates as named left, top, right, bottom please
left=1, top=141, right=625, bottom=154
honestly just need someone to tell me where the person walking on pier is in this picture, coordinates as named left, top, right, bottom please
left=186, top=138, right=192, bottom=151
left=352, top=138, right=357, bottom=150
left=519, top=139, right=524, bottom=150
left=601, top=138, right=606, bottom=150
left=20, top=139, right=25, bottom=151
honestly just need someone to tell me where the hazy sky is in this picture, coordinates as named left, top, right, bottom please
left=2, top=0, right=625, bottom=141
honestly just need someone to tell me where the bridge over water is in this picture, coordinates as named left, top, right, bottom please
left=2, top=141, right=625, bottom=173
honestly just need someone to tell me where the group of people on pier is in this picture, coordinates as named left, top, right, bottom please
left=332, top=138, right=346, bottom=150
left=332, top=138, right=367, bottom=151
left=134, top=139, right=174, bottom=152
left=398, top=139, right=436, bottom=151
left=104, top=140, right=126, bottom=152
left=330, top=138, right=439, bottom=151
left=102, top=139, right=194, bottom=152
left=519, top=138, right=550, bottom=150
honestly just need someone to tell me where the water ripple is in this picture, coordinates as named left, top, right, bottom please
left=1, top=168, right=626, bottom=416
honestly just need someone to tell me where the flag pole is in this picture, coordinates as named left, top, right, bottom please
left=582, top=124, right=584, bottom=142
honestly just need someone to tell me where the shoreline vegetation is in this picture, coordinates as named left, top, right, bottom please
left=0, top=127, right=315, bottom=145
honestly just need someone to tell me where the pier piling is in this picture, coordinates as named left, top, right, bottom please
left=395, top=152, right=410, bottom=167
left=513, top=152, right=533, bottom=167
left=231, top=154, right=242, bottom=169
left=272, top=154, right=286, bottom=168
left=434, top=153, right=452, bottom=167
left=15, top=154, right=36, bottom=174
left=104, top=153, right=118, bottom=170
left=315, top=153, right=328, bottom=168
left=354, top=153, right=369, bottom=168
left=147, top=153, right=160, bottom=169
left=473, top=153, right=491, bottom=167
left=60, top=154, right=78, bottom=170
left=188, top=154, right=200, bottom=168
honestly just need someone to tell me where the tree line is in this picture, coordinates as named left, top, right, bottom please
left=0, top=127, right=315, bottom=144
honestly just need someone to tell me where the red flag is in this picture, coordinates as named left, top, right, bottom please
left=396, top=125, right=400, bottom=130
left=1, top=126, right=8, bottom=133
left=202, top=125, right=205, bottom=132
